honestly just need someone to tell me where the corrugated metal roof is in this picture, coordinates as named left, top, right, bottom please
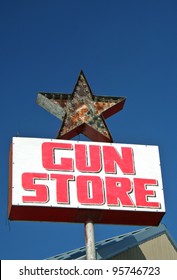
left=46, top=224, right=177, bottom=260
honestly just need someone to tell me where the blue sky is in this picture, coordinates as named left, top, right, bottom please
left=0, top=0, right=177, bottom=259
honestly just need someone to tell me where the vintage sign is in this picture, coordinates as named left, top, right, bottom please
left=37, top=71, right=126, bottom=142
left=8, top=137, right=165, bottom=226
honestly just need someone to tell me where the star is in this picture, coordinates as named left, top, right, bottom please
left=37, top=70, right=126, bottom=142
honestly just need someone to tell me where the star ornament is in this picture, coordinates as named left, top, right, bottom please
left=37, top=71, right=126, bottom=143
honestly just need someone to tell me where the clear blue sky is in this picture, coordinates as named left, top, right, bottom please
left=0, top=0, right=177, bottom=259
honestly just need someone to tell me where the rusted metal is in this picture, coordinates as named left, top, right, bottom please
left=84, top=220, right=96, bottom=260
left=37, top=70, right=126, bottom=142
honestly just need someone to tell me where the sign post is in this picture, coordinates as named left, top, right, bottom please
left=84, top=220, right=96, bottom=260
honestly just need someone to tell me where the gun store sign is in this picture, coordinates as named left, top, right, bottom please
left=8, top=137, right=165, bottom=226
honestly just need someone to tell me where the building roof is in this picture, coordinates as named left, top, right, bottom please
left=47, top=224, right=177, bottom=260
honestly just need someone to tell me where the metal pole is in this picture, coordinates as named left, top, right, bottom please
left=84, top=220, right=96, bottom=260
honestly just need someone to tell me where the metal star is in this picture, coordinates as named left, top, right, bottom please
left=37, top=71, right=126, bottom=142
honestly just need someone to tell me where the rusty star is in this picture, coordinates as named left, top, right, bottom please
left=37, top=71, right=126, bottom=142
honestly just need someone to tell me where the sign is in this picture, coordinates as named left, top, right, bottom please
left=8, top=137, right=165, bottom=226
left=37, top=71, right=126, bottom=142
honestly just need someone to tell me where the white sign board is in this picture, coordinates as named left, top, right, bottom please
left=8, top=137, right=165, bottom=226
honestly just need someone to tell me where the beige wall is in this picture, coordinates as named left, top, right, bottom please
left=111, top=233, right=177, bottom=260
